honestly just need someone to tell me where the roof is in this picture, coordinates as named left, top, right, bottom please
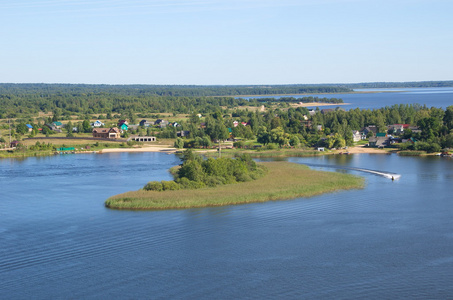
left=26, top=124, right=33, bottom=128
left=93, top=128, right=110, bottom=133
left=376, top=133, right=387, bottom=137
left=93, top=127, right=120, bottom=134
left=53, top=121, right=63, bottom=126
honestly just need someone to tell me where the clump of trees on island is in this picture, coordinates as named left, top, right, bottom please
left=143, top=150, right=267, bottom=191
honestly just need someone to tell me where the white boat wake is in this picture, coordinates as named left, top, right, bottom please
left=302, top=163, right=401, bottom=180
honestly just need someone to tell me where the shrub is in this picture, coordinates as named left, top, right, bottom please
left=174, top=137, right=184, bottom=149
left=235, top=172, right=252, bottom=182
left=233, top=141, right=245, bottom=148
left=162, top=180, right=180, bottom=191
left=204, top=176, right=227, bottom=187
left=143, top=181, right=163, bottom=191
left=265, top=143, right=279, bottom=150
left=177, top=177, right=206, bottom=189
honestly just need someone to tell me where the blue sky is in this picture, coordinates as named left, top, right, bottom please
left=1, top=0, right=452, bottom=85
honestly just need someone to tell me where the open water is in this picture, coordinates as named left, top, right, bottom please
left=240, top=87, right=453, bottom=110
left=1, top=152, right=452, bottom=299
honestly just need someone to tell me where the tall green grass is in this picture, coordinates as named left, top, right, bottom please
left=202, top=149, right=322, bottom=158
left=105, top=162, right=364, bottom=210
left=398, top=151, right=427, bottom=156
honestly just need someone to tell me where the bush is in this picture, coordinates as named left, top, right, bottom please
left=204, top=176, right=227, bottom=187
left=235, top=172, right=252, bottom=182
left=233, top=141, right=245, bottom=148
left=265, top=143, right=279, bottom=150
left=143, top=181, right=163, bottom=191
left=177, top=177, right=206, bottom=189
left=162, top=180, right=180, bottom=191
left=174, top=137, right=184, bottom=149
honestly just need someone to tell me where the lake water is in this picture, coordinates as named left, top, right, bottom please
left=1, top=152, right=453, bottom=299
left=240, top=87, right=453, bottom=110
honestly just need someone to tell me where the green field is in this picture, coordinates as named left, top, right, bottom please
left=105, top=161, right=364, bottom=210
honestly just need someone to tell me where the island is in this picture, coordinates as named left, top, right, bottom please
left=105, top=151, right=364, bottom=210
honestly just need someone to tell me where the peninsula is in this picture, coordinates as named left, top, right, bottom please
left=105, top=161, right=364, bottom=210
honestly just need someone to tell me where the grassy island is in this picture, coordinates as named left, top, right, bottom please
left=105, top=161, right=364, bottom=210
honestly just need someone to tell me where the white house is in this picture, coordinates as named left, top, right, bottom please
left=92, top=120, right=104, bottom=127
left=352, top=130, right=364, bottom=142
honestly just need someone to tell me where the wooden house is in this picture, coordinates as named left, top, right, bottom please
left=92, top=127, right=120, bottom=139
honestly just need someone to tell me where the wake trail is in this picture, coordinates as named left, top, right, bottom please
left=301, top=163, right=401, bottom=180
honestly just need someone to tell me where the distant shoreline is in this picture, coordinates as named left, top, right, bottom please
left=224, top=90, right=401, bottom=98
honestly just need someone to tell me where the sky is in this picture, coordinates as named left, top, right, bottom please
left=1, top=0, right=452, bottom=85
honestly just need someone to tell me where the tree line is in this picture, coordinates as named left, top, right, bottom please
left=170, top=104, right=453, bottom=151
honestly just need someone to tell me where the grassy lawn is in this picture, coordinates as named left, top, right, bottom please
left=105, top=161, right=364, bottom=210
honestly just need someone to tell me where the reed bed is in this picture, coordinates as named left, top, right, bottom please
left=202, top=149, right=322, bottom=158
left=105, top=162, right=364, bottom=210
left=398, top=151, right=427, bottom=156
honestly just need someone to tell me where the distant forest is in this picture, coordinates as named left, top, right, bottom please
left=0, top=81, right=451, bottom=119
left=0, top=83, right=348, bottom=118
left=340, top=81, right=453, bottom=89
left=0, top=83, right=351, bottom=98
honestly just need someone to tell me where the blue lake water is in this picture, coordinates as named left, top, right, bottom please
left=1, top=152, right=452, bottom=299
left=240, top=87, right=453, bottom=110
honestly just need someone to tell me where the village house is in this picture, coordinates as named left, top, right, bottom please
left=119, top=123, right=128, bottom=132
left=139, top=120, right=153, bottom=127
left=387, top=124, right=410, bottom=135
left=361, top=125, right=378, bottom=137
left=352, top=130, right=365, bottom=142
left=369, top=133, right=388, bottom=148
left=92, top=120, right=104, bottom=128
left=177, top=130, right=190, bottom=137
left=26, top=124, right=33, bottom=132
left=118, top=120, right=128, bottom=126
left=154, top=119, right=169, bottom=128
left=52, top=121, right=63, bottom=129
left=45, top=123, right=62, bottom=132
left=408, top=126, right=422, bottom=134
left=92, top=127, right=120, bottom=139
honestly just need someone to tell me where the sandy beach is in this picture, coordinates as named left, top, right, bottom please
left=341, top=145, right=389, bottom=154
left=293, top=102, right=351, bottom=108
left=99, top=145, right=177, bottom=154
left=98, top=144, right=386, bottom=155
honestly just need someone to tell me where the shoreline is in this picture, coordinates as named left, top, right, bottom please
left=292, top=102, right=351, bottom=107
left=224, top=90, right=401, bottom=98
left=97, top=144, right=389, bottom=155
left=0, top=144, right=392, bottom=158
left=99, top=145, right=177, bottom=154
